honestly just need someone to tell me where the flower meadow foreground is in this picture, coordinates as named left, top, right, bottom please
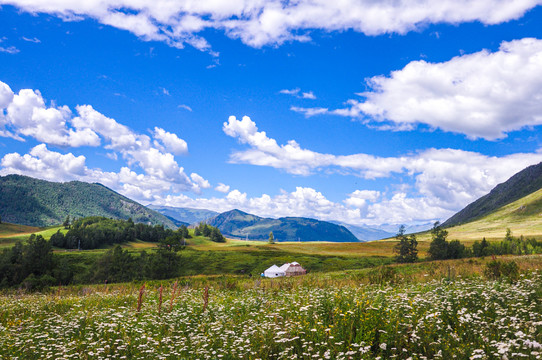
left=0, top=273, right=541, bottom=360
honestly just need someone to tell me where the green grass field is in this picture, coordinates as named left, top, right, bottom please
left=1, top=255, right=540, bottom=359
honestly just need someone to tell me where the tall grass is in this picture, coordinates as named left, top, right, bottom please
left=0, top=255, right=541, bottom=359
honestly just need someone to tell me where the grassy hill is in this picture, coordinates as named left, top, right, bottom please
left=207, top=209, right=359, bottom=242
left=0, top=175, right=177, bottom=228
left=415, top=186, right=542, bottom=243
left=443, top=161, right=542, bottom=227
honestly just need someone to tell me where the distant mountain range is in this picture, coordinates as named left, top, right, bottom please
left=150, top=205, right=398, bottom=241
left=0, top=175, right=177, bottom=228
left=443, top=161, right=542, bottom=227
left=147, top=205, right=217, bottom=225
left=374, top=223, right=434, bottom=236
left=330, top=222, right=394, bottom=242
left=205, top=209, right=359, bottom=242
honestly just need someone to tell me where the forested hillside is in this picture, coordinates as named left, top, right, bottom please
left=207, top=209, right=359, bottom=242
left=0, top=175, right=176, bottom=228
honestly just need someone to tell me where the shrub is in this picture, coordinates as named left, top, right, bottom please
left=368, top=266, right=399, bottom=285
left=484, top=260, right=520, bottom=282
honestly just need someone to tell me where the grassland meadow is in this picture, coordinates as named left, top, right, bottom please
left=1, top=263, right=541, bottom=359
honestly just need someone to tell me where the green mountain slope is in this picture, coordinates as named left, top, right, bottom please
left=0, top=175, right=177, bottom=228
left=443, top=161, right=542, bottom=227
left=147, top=205, right=217, bottom=225
left=436, top=186, right=542, bottom=241
left=207, top=209, right=359, bottom=242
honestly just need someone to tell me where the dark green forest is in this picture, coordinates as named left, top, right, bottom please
left=0, top=217, right=229, bottom=289
left=0, top=174, right=177, bottom=228
left=50, top=216, right=190, bottom=250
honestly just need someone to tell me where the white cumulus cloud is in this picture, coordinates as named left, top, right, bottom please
left=153, top=127, right=188, bottom=155
left=215, top=183, right=230, bottom=193
left=223, top=115, right=542, bottom=223
left=325, top=38, right=542, bottom=140
left=2, top=86, right=101, bottom=147
left=2, top=0, right=540, bottom=51
left=0, top=80, right=207, bottom=200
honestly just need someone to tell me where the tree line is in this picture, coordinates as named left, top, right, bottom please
left=0, top=217, right=227, bottom=290
left=394, top=222, right=542, bottom=263
left=193, top=222, right=226, bottom=243
left=50, top=216, right=191, bottom=250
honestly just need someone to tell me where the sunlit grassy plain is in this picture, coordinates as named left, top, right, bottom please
left=1, top=256, right=541, bottom=359
left=1, top=215, right=542, bottom=358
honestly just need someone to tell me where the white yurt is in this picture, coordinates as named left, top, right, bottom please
left=263, top=264, right=286, bottom=278
left=279, top=262, right=307, bottom=276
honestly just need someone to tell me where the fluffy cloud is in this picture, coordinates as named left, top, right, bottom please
left=345, top=190, right=381, bottom=208
left=319, top=38, right=542, bottom=140
left=0, top=144, right=206, bottom=203
left=224, top=115, right=335, bottom=175
left=190, top=173, right=211, bottom=192
left=3, top=87, right=101, bottom=147
left=153, top=127, right=188, bottom=155
left=224, top=115, right=542, bottom=223
left=215, top=183, right=231, bottom=193
left=154, top=186, right=362, bottom=224
left=2, top=0, right=540, bottom=50
left=1, top=144, right=86, bottom=179
left=0, top=80, right=207, bottom=199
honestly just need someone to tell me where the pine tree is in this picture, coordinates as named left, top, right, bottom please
left=394, top=225, right=418, bottom=263
left=268, top=231, right=275, bottom=244
left=428, top=221, right=449, bottom=260
left=63, top=215, right=71, bottom=229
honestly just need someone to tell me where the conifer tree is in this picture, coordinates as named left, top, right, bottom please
left=268, top=231, right=275, bottom=244
left=428, top=221, right=449, bottom=260
left=394, top=225, right=418, bottom=263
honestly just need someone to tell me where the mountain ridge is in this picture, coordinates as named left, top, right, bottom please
left=0, top=174, right=177, bottom=228
left=206, top=209, right=359, bottom=242
left=442, top=161, right=542, bottom=228
left=147, top=205, right=218, bottom=225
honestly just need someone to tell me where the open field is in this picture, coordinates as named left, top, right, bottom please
left=0, top=224, right=67, bottom=248
left=0, top=222, right=40, bottom=247
left=1, top=255, right=541, bottom=359
left=0, top=223, right=40, bottom=237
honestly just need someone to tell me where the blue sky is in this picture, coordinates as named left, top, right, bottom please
left=1, top=1, right=542, bottom=227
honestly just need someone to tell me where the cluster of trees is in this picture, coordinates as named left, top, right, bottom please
left=0, top=233, right=185, bottom=289
left=472, top=229, right=542, bottom=256
left=92, top=241, right=184, bottom=283
left=50, top=216, right=191, bottom=250
left=394, top=225, right=418, bottom=263
left=0, top=234, right=57, bottom=289
left=0, top=216, right=231, bottom=289
left=427, top=222, right=542, bottom=261
left=194, top=222, right=225, bottom=243
left=427, top=222, right=467, bottom=260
